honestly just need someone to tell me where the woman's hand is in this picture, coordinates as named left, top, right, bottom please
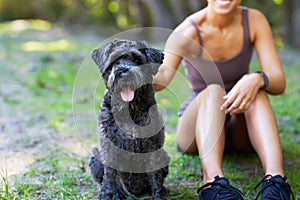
left=220, top=73, right=264, bottom=115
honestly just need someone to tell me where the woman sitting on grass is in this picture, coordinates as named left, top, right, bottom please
left=154, top=0, right=294, bottom=199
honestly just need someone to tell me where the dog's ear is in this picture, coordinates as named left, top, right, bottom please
left=93, top=40, right=133, bottom=74
left=139, top=48, right=164, bottom=75
left=92, top=47, right=107, bottom=74
left=92, top=41, right=120, bottom=74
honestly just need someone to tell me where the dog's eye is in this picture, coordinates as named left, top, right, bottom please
left=120, top=71, right=128, bottom=77
left=113, top=66, right=128, bottom=77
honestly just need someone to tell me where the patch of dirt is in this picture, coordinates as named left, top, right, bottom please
left=0, top=92, right=43, bottom=176
left=0, top=98, right=89, bottom=178
left=0, top=25, right=99, bottom=178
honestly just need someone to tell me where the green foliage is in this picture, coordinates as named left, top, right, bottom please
left=243, top=0, right=282, bottom=28
left=1, top=0, right=299, bottom=47
left=0, top=0, right=137, bottom=31
left=0, top=0, right=286, bottom=30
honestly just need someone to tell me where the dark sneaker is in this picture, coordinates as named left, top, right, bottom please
left=198, top=176, right=244, bottom=200
left=255, top=174, right=295, bottom=200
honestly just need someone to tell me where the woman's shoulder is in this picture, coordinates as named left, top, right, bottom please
left=246, top=7, right=271, bottom=41
left=173, top=9, right=206, bottom=37
left=247, top=8, right=267, bottom=25
left=166, top=9, right=206, bottom=57
left=247, top=7, right=268, bottom=21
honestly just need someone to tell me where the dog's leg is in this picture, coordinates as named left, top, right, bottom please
left=89, top=148, right=116, bottom=199
left=99, top=166, right=118, bottom=200
left=161, top=166, right=170, bottom=194
left=89, top=147, right=105, bottom=184
left=88, top=154, right=104, bottom=184
left=148, top=170, right=168, bottom=200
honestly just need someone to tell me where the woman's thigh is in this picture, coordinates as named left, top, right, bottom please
left=176, top=85, right=228, bottom=154
left=176, top=87, right=220, bottom=154
left=176, top=93, right=200, bottom=154
left=176, top=101, right=199, bottom=154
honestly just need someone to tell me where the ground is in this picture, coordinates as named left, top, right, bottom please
left=0, top=20, right=299, bottom=199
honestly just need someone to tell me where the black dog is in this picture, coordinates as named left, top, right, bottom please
left=89, top=39, right=170, bottom=200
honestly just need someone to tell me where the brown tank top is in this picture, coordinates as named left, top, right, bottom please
left=182, top=7, right=254, bottom=92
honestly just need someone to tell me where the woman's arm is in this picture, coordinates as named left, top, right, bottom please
left=154, top=20, right=199, bottom=91
left=153, top=50, right=182, bottom=91
left=221, top=9, right=286, bottom=114
left=251, top=8, right=286, bottom=95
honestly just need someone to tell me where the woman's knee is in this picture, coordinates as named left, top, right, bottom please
left=196, top=84, right=225, bottom=105
left=207, top=84, right=226, bottom=96
left=176, top=141, right=198, bottom=155
left=254, top=90, right=269, bottom=102
left=197, top=84, right=226, bottom=114
left=246, top=90, right=270, bottom=113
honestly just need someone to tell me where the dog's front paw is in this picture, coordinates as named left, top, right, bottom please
left=89, top=155, right=104, bottom=184
left=153, top=186, right=169, bottom=200
left=153, top=196, right=165, bottom=200
left=99, top=192, right=113, bottom=200
left=161, top=186, right=169, bottom=195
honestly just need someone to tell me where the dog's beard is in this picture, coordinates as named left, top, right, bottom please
left=120, top=87, right=135, bottom=102
left=108, top=66, right=145, bottom=103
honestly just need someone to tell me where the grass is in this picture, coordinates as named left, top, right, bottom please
left=0, top=170, right=10, bottom=200
left=14, top=154, right=96, bottom=199
left=0, top=20, right=299, bottom=199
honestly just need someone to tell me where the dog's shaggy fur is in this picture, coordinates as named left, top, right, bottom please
left=89, top=39, right=170, bottom=200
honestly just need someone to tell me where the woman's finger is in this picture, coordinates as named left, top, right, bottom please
left=221, top=92, right=236, bottom=111
left=225, top=96, right=243, bottom=114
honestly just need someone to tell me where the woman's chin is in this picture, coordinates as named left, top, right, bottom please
left=211, top=0, right=239, bottom=14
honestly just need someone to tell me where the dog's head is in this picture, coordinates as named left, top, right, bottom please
left=92, top=39, right=164, bottom=102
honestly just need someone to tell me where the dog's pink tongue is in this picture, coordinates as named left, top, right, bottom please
left=120, top=87, right=135, bottom=102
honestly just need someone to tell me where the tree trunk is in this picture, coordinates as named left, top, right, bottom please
left=281, top=0, right=292, bottom=45
left=188, top=0, right=206, bottom=12
left=292, top=0, right=300, bottom=47
left=141, top=0, right=176, bottom=28
left=282, top=0, right=300, bottom=47
left=131, top=0, right=152, bottom=27
left=169, top=0, right=188, bottom=25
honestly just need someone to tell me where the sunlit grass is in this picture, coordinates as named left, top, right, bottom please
left=21, top=39, right=72, bottom=52
left=0, top=19, right=52, bottom=34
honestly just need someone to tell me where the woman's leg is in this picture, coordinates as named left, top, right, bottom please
left=176, top=84, right=226, bottom=183
left=176, top=86, right=284, bottom=183
left=244, top=90, right=284, bottom=176
left=221, top=90, right=284, bottom=174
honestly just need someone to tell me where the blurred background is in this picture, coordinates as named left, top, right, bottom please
left=0, top=0, right=299, bottom=47
left=0, top=0, right=299, bottom=199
